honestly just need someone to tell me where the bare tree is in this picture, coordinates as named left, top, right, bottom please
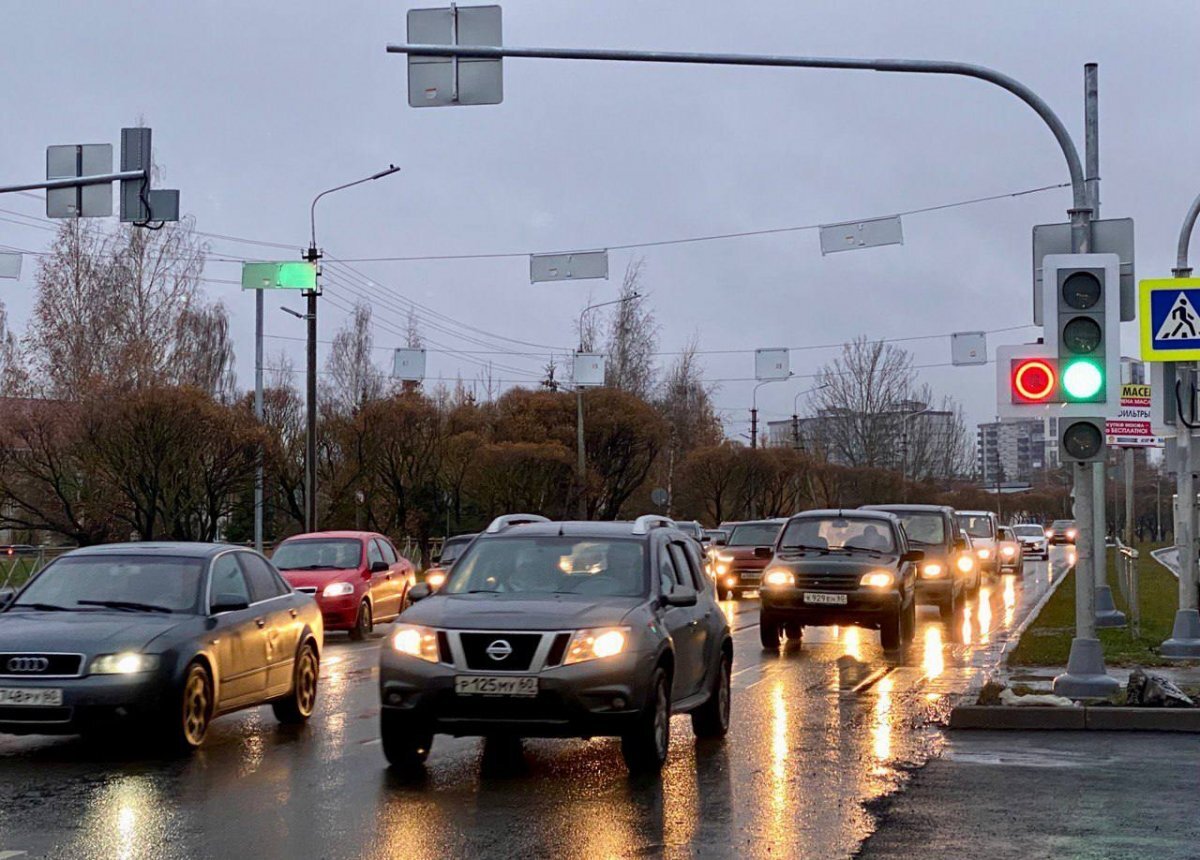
left=175, top=302, right=237, bottom=401
left=656, top=335, right=721, bottom=510
left=0, top=300, right=28, bottom=396
left=325, top=301, right=383, bottom=412
left=605, top=259, right=658, bottom=398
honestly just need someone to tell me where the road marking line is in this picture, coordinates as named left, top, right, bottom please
left=0, top=850, right=29, bottom=858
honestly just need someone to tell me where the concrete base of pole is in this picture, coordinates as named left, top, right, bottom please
left=1161, top=609, right=1200, bottom=659
left=1052, top=638, right=1120, bottom=699
left=1094, top=585, right=1127, bottom=628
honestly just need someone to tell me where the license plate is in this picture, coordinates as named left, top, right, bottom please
left=803, top=592, right=848, bottom=606
left=739, top=571, right=762, bottom=580
left=454, top=676, right=538, bottom=697
left=0, top=687, right=62, bottom=706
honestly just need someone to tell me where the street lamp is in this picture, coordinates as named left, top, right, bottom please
left=574, top=294, right=637, bottom=519
left=790, top=383, right=829, bottom=451
left=301, top=165, right=401, bottom=533
left=750, top=376, right=792, bottom=450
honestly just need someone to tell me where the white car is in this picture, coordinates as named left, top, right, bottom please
left=956, top=510, right=1000, bottom=577
left=1012, top=523, right=1049, bottom=559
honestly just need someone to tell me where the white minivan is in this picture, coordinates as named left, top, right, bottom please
left=955, top=510, right=1000, bottom=577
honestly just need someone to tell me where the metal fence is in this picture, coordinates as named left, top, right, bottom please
left=1115, top=538, right=1141, bottom=638
left=0, top=546, right=74, bottom=591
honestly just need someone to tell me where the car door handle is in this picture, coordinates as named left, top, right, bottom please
left=289, top=608, right=298, bottom=618
left=255, top=617, right=267, bottom=628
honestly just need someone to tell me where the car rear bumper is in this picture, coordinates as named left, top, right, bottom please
left=379, top=649, right=657, bottom=738
left=760, top=588, right=901, bottom=628
left=0, top=674, right=168, bottom=736
left=915, top=578, right=955, bottom=604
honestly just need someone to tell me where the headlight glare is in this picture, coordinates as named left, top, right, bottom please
left=322, top=581, right=355, bottom=598
left=921, top=563, right=944, bottom=578
left=1001, top=546, right=1016, bottom=557
left=425, top=570, right=447, bottom=589
left=976, top=548, right=991, bottom=560
left=763, top=569, right=795, bottom=587
left=860, top=571, right=894, bottom=588
left=564, top=627, right=629, bottom=665
left=716, top=552, right=734, bottom=563
left=956, top=555, right=975, bottom=573
left=91, top=652, right=159, bottom=675
left=391, top=625, right=440, bottom=662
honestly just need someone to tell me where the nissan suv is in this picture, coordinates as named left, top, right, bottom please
left=378, top=514, right=733, bottom=774
left=759, top=510, right=922, bottom=650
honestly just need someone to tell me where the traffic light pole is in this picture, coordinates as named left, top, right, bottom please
left=1162, top=190, right=1200, bottom=658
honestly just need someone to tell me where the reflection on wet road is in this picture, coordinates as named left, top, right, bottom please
left=0, top=550, right=1071, bottom=859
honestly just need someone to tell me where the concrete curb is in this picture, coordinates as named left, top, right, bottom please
left=949, top=705, right=1200, bottom=732
left=999, top=560, right=1072, bottom=661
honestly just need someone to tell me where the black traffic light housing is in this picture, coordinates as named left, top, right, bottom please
left=1059, top=417, right=1106, bottom=463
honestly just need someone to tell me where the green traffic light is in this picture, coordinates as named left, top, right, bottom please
left=1062, top=358, right=1103, bottom=401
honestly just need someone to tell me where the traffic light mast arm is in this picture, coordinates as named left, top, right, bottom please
left=0, top=169, right=146, bottom=196
left=1176, top=190, right=1200, bottom=277
left=388, top=42, right=1091, bottom=243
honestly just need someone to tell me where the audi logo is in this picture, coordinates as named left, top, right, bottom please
left=485, top=640, right=513, bottom=661
left=7, top=657, right=49, bottom=673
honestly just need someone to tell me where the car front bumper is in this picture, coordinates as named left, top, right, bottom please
left=379, top=648, right=659, bottom=738
left=0, top=672, right=169, bottom=736
left=760, top=588, right=901, bottom=628
left=914, top=576, right=956, bottom=605
left=1019, top=541, right=1048, bottom=556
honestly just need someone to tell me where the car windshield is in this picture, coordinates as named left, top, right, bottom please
left=675, top=522, right=703, bottom=538
left=999, top=528, right=1014, bottom=540
left=1014, top=525, right=1045, bottom=537
left=438, top=537, right=473, bottom=567
left=272, top=539, right=361, bottom=571
left=12, top=555, right=204, bottom=613
left=957, top=515, right=995, bottom=539
left=726, top=523, right=782, bottom=547
left=780, top=517, right=896, bottom=553
left=1052, top=521, right=1075, bottom=529
left=890, top=513, right=946, bottom=546
left=445, top=537, right=646, bottom=597
left=705, top=530, right=728, bottom=543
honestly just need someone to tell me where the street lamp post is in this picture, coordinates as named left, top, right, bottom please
left=302, top=165, right=400, bottom=533
left=574, top=294, right=636, bottom=520
left=790, top=383, right=828, bottom=451
left=900, top=407, right=932, bottom=502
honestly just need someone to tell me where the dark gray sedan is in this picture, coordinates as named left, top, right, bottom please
left=379, top=515, right=732, bottom=774
left=0, top=542, right=323, bottom=750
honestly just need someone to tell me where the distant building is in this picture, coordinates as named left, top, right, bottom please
left=977, top=417, right=1055, bottom=485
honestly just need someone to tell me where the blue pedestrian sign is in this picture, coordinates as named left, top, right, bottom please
left=1140, top=278, right=1200, bottom=361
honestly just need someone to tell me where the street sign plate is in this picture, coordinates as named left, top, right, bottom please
left=241, top=262, right=318, bottom=291
left=1139, top=278, right=1200, bottom=361
left=0, top=253, right=20, bottom=280
left=818, top=215, right=903, bottom=255
left=393, top=348, right=427, bottom=381
left=574, top=353, right=605, bottom=387
left=45, top=143, right=112, bottom=218
left=1105, top=383, right=1162, bottom=448
left=1032, top=218, right=1135, bottom=322
left=951, top=331, right=987, bottom=366
left=407, top=5, right=502, bottom=107
left=530, top=251, right=608, bottom=283
left=754, top=348, right=790, bottom=381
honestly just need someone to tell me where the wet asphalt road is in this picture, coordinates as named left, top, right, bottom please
left=0, top=551, right=1071, bottom=860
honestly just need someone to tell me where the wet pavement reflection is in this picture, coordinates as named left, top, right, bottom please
left=0, top=550, right=1072, bottom=859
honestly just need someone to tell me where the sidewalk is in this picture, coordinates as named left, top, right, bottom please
left=859, top=731, right=1200, bottom=859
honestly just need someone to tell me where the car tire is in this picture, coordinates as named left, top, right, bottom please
left=691, top=652, right=731, bottom=739
left=880, top=609, right=903, bottom=650
left=759, top=613, right=782, bottom=650
left=716, top=585, right=729, bottom=601
left=901, top=595, right=917, bottom=642
left=349, top=600, right=372, bottom=641
left=380, top=709, right=433, bottom=770
left=938, top=590, right=959, bottom=624
left=162, top=661, right=212, bottom=753
left=272, top=641, right=319, bottom=724
left=783, top=622, right=802, bottom=643
left=622, top=667, right=671, bottom=774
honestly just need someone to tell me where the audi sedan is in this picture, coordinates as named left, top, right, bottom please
left=0, top=543, right=322, bottom=750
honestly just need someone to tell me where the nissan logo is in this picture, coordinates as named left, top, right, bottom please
left=485, top=640, right=513, bottom=661
left=7, top=657, right=49, bottom=673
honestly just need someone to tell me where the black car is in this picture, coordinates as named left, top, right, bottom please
left=0, top=543, right=323, bottom=750
left=860, top=504, right=976, bottom=621
left=379, top=514, right=732, bottom=774
left=758, top=510, right=922, bottom=650
left=1047, top=519, right=1077, bottom=545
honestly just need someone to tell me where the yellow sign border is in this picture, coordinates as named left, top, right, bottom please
left=1140, top=277, right=1200, bottom=361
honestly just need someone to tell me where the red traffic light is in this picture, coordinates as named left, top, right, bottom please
left=1011, top=358, right=1057, bottom=404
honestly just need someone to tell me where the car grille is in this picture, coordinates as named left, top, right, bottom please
left=436, top=690, right=571, bottom=723
left=0, top=706, right=72, bottom=723
left=0, top=653, right=84, bottom=678
left=792, top=572, right=861, bottom=592
left=459, top=633, right=543, bottom=671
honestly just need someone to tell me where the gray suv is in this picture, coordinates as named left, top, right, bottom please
left=379, top=514, right=733, bottom=773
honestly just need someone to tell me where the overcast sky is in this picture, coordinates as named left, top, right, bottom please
left=3, top=1, right=1199, bottom=435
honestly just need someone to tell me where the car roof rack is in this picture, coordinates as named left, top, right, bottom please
left=484, top=513, right=551, bottom=534
left=631, top=514, right=677, bottom=535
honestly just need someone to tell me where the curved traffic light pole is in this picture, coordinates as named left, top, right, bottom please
left=1163, top=191, right=1200, bottom=658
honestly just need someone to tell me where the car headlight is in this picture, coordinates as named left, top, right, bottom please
left=1001, top=545, right=1016, bottom=557
left=956, top=555, right=975, bottom=573
left=716, top=552, right=734, bottom=563
left=763, top=569, right=795, bottom=587
left=976, top=548, right=991, bottom=560
left=91, top=652, right=160, bottom=675
left=715, top=563, right=729, bottom=575
left=921, top=563, right=944, bottom=578
left=425, top=570, right=447, bottom=590
left=322, top=581, right=355, bottom=598
left=391, top=625, right=440, bottom=662
left=1044, top=529, right=1053, bottom=538
left=860, top=571, right=894, bottom=589
left=564, top=627, right=629, bottom=665
left=1066, top=529, right=1077, bottom=539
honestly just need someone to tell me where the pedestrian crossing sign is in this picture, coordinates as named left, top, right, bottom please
left=1140, top=278, right=1200, bottom=361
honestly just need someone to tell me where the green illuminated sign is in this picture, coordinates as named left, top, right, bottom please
left=1061, top=358, right=1104, bottom=401
left=241, top=262, right=317, bottom=291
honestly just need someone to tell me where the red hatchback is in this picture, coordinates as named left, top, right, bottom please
left=272, top=531, right=416, bottom=640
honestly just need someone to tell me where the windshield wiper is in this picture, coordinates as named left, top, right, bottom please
left=841, top=546, right=888, bottom=555
left=76, top=599, right=173, bottom=613
left=779, top=544, right=842, bottom=553
left=9, top=602, right=80, bottom=612
left=465, top=589, right=500, bottom=594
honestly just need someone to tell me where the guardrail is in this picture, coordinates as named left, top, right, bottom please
left=1115, top=538, right=1140, bottom=638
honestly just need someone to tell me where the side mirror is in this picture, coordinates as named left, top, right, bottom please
left=663, top=585, right=698, bottom=608
left=409, top=583, right=432, bottom=602
left=902, top=549, right=925, bottom=563
left=210, top=594, right=250, bottom=614
left=0, top=588, right=14, bottom=608
left=370, top=560, right=389, bottom=573
left=753, top=546, right=773, bottom=559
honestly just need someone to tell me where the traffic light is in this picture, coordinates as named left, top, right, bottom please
left=1059, top=417, right=1106, bottom=463
left=1010, top=357, right=1057, bottom=404
left=1044, top=253, right=1121, bottom=408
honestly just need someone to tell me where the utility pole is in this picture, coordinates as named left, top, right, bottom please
left=254, top=288, right=264, bottom=552
left=750, top=407, right=759, bottom=450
